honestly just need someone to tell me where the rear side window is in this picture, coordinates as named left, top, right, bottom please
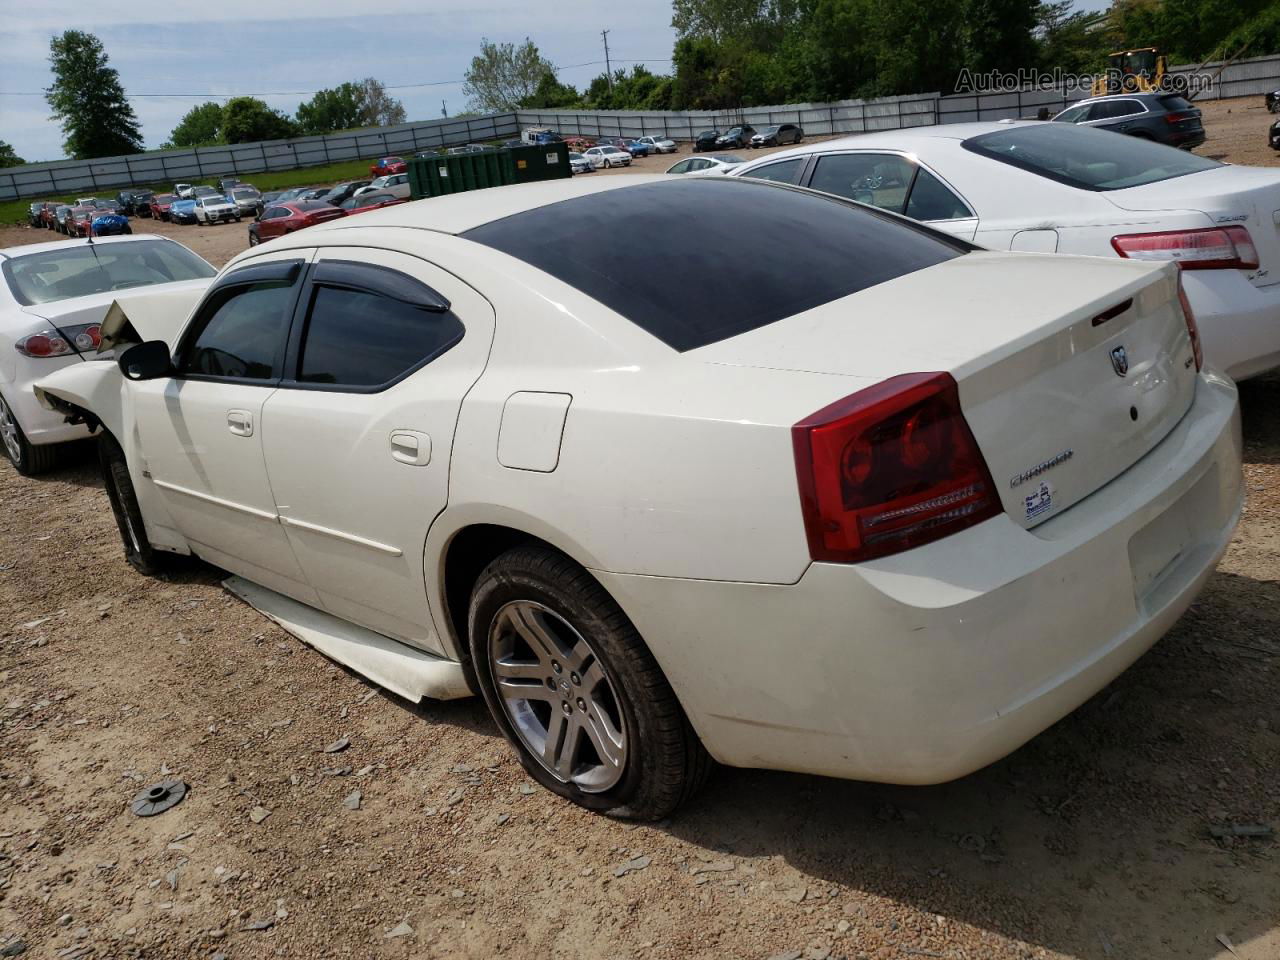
left=809, top=154, right=915, bottom=213
left=463, top=178, right=966, bottom=352
left=963, top=123, right=1220, bottom=191
left=905, top=170, right=972, bottom=221
left=738, top=158, right=805, bottom=184
left=182, top=282, right=294, bottom=380
left=296, top=282, right=463, bottom=388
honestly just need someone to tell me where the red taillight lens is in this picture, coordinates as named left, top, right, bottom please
left=1177, top=276, right=1203, bottom=371
left=1164, top=111, right=1193, bottom=124
left=792, top=372, right=1001, bottom=564
left=15, top=332, right=72, bottom=358
left=1111, top=226, right=1259, bottom=270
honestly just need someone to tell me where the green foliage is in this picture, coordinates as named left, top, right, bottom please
left=166, top=102, right=223, bottom=148
left=45, top=31, right=144, bottom=159
left=519, top=73, right=584, bottom=109
left=221, top=97, right=299, bottom=144
left=464, top=39, right=557, bottom=112
left=0, top=141, right=25, bottom=168
left=296, top=83, right=364, bottom=135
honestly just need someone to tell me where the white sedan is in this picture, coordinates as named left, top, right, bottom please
left=636, top=135, right=676, bottom=154
left=35, top=175, right=1241, bottom=819
left=731, top=121, right=1280, bottom=381
left=582, top=145, right=631, bottom=169
left=665, top=154, right=745, bottom=175
left=354, top=173, right=411, bottom=200
left=0, top=236, right=215, bottom=474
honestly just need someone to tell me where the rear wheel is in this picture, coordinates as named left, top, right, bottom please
left=0, top=392, right=59, bottom=476
left=469, top=545, right=711, bottom=820
left=98, top=433, right=178, bottom=576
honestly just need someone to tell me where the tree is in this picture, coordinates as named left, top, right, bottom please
left=45, top=30, right=143, bottom=159
left=463, top=39, right=556, bottom=111
left=964, top=0, right=1039, bottom=75
left=167, top=101, right=223, bottom=148
left=221, top=97, right=298, bottom=143
left=296, top=82, right=364, bottom=135
left=519, top=72, right=583, bottom=109
left=0, top=141, right=25, bottom=167
left=354, top=77, right=407, bottom=127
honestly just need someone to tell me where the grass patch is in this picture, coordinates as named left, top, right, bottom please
left=1, top=157, right=379, bottom=226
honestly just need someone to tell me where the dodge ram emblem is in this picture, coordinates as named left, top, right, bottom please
left=1110, top=345, right=1129, bottom=377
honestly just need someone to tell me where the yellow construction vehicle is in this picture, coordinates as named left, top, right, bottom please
left=1091, top=48, right=1173, bottom=96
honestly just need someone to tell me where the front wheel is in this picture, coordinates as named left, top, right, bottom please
left=248, top=231, right=259, bottom=246
left=98, top=433, right=179, bottom=576
left=469, top=545, right=710, bottom=820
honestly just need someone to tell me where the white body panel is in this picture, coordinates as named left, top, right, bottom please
left=33, top=179, right=1244, bottom=784
left=730, top=122, right=1280, bottom=379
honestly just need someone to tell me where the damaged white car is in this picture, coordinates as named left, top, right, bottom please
left=35, top=175, right=1242, bottom=819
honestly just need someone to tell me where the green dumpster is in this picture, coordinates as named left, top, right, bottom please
left=408, top=142, right=571, bottom=200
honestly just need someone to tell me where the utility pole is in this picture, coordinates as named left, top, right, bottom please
left=602, top=29, right=613, bottom=91
left=441, top=100, right=448, bottom=118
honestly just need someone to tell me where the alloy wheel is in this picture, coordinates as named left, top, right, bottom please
left=0, top=395, right=21, bottom=463
left=487, top=600, right=627, bottom=792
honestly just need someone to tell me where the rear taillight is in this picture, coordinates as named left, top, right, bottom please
left=15, top=323, right=100, bottom=358
left=1111, top=226, right=1258, bottom=270
left=1164, top=111, right=1194, bottom=124
left=1177, top=275, right=1203, bottom=371
left=792, top=372, right=1001, bottom=564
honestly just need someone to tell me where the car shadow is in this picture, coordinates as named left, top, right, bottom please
left=1238, top=373, right=1280, bottom=464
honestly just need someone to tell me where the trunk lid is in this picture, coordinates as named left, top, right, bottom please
left=1105, top=164, right=1280, bottom=287
left=21, top=280, right=213, bottom=355
left=692, top=252, right=1198, bottom=530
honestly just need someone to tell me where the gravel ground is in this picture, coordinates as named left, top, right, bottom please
left=1, top=97, right=1278, bottom=960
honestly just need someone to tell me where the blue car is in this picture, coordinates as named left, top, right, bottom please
left=169, top=198, right=198, bottom=224
left=625, top=139, right=650, bottom=158
left=90, top=212, right=131, bottom=236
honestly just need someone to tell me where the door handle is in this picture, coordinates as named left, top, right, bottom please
left=227, top=409, right=253, bottom=437
left=389, top=430, right=431, bottom=466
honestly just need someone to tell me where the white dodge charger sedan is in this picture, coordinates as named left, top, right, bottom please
left=35, top=175, right=1242, bottom=819
left=0, top=236, right=216, bottom=474
left=731, top=121, right=1280, bottom=381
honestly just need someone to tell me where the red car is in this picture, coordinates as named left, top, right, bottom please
left=64, top=205, right=96, bottom=237
left=39, top=204, right=58, bottom=230
left=149, top=193, right=177, bottom=221
left=247, top=200, right=347, bottom=246
left=338, top=190, right=408, bottom=216
left=369, top=156, right=407, bottom=177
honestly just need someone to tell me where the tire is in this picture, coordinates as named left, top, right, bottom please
left=469, top=545, right=711, bottom=820
left=123, top=226, right=132, bottom=234
left=248, top=231, right=259, bottom=246
left=0, top=391, right=60, bottom=476
left=98, top=432, right=177, bottom=577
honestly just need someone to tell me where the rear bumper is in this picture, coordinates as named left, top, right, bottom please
left=594, top=371, right=1242, bottom=784
left=1183, top=270, right=1280, bottom=381
left=3, top=355, right=92, bottom=446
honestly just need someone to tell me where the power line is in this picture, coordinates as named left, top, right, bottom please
left=0, top=58, right=674, bottom=99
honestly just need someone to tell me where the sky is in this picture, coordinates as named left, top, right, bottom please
left=0, top=0, right=1112, bottom=164
left=0, top=0, right=678, bottom=162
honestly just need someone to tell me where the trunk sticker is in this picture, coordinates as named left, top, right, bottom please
left=1025, top=481, right=1055, bottom=522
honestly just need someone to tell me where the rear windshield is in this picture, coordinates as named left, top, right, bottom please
left=1, top=239, right=215, bottom=306
left=1158, top=95, right=1195, bottom=111
left=463, top=179, right=967, bottom=352
left=963, top=123, right=1219, bottom=191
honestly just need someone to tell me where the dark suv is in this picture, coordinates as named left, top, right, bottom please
left=1051, top=93, right=1205, bottom=150
left=1267, top=89, right=1279, bottom=113
left=693, top=129, right=720, bottom=152
left=715, top=125, right=757, bottom=149
left=1270, top=118, right=1279, bottom=151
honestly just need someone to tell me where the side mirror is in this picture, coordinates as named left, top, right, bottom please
left=118, top=340, right=174, bottom=381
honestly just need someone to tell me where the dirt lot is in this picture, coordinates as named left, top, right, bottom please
left=1, top=97, right=1279, bottom=960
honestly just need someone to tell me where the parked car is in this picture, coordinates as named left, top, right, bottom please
left=338, top=191, right=407, bottom=214
left=174, top=183, right=194, bottom=199
left=149, top=194, right=177, bottom=221
left=716, top=125, right=757, bottom=149
left=354, top=174, right=410, bottom=199
left=90, top=210, right=131, bottom=236
left=597, top=137, right=646, bottom=158
left=1266, top=89, right=1279, bottom=113
left=1271, top=118, right=1280, bottom=150
left=370, top=156, right=408, bottom=177
left=521, top=127, right=562, bottom=145
left=27, top=203, right=45, bottom=227
left=0, top=235, right=215, bottom=474
left=169, top=199, right=198, bottom=224
left=320, top=180, right=373, bottom=207
left=94, top=200, right=124, bottom=215
left=247, top=200, right=347, bottom=246
left=217, top=177, right=241, bottom=192
left=65, top=206, right=96, bottom=237
left=34, top=176, right=1242, bottom=820
left=730, top=120, right=1280, bottom=381
left=228, top=186, right=264, bottom=218
left=665, top=155, right=745, bottom=175
left=76, top=197, right=98, bottom=207
left=568, top=152, right=592, bottom=175
left=447, top=144, right=489, bottom=155
left=1051, top=93, right=1205, bottom=149
left=195, top=194, right=241, bottom=224
left=191, top=185, right=222, bottom=200
left=750, top=123, right=803, bottom=148
left=693, top=129, right=720, bottom=152
left=636, top=135, right=676, bottom=154
left=583, top=145, right=632, bottom=169
left=39, top=204, right=59, bottom=230
left=261, top=191, right=285, bottom=204
left=52, top=205, right=71, bottom=234
left=116, top=190, right=153, bottom=216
